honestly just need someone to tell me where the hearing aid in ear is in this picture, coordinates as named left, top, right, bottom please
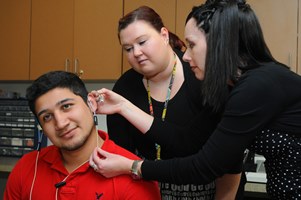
left=87, top=98, right=98, bottom=125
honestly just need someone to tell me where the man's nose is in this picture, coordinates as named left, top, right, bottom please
left=54, top=112, right=69, bottom=130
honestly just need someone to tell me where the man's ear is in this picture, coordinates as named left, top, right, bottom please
left=87, top=94, right=97, bottom=113
left=87, top=94, right=99, bottom=126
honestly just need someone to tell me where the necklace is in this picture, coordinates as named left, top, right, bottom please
left=146, top=53, right=177, bottom=160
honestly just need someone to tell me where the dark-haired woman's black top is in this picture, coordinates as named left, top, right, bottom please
left=142, top=62, right=301, bottom=200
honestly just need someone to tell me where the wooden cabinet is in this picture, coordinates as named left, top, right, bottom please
left=30, top=0, right=123, bottom=80
left=122, top=0, right=176, bottom=73
left=0, top=0, right=31, bottom=80
left=30, top=0, right=74, bottom=80
left=73, top=0, right=123, bottom=80
left=1, top=0, right=300, bottom=80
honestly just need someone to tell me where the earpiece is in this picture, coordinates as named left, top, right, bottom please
left=87, top=98, right=98, bottom=126
left=36, top=124, right=43, bottom=151
left=37, top=124, right=42, bottom=131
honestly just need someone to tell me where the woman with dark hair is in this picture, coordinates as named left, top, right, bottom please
left=91, top=1, right=301, bottom=198
left=95, top=5, right=241, bottom=200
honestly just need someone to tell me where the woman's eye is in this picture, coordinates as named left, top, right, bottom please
left=188, top=42, right=194, bottom=49
left=124, top=47, right=133, bottom=52
left=139, top=40, right=146, bottom=46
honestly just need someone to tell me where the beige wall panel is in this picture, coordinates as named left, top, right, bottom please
left=176, top=0, right=206, bottom=42
left=297, top=0, right=301, bottom=75
left=248, top=0, right=298, bottom=72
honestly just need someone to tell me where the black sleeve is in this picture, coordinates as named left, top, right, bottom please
left=145, top=106, right=221, bottom=156
left=141, top=69, right=286, bottom=184
left=142, top=129, right=248, bottom=184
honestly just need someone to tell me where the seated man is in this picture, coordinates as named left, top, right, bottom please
left=4, top=71, right=160, bottom=200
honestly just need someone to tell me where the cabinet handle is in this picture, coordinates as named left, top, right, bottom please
left=74, top=58, right=84, bottom=77
left=74, top=58, right=79, bottom=74
left=78, top=69, right=84, bottom=78
left=65, top=58, right=70, bottom=71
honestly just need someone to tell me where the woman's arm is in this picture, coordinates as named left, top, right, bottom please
left=91, top=70, right=285, bottom=185
left=141, top=72, right=284, bottom=184
left=90, top=88, right=220, bottom=156
left=91, top=88, right=153, bottom=134
left=90, top=130, right=246, bottom=185
left=215, top=173, right=241, bottom=200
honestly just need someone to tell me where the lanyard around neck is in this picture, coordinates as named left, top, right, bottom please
left=146, top=53, right=177, bottom=160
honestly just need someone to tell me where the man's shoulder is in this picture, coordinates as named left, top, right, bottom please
left=17, top=145, right=57, bottom=164
left=103, top=138, right=140, bottom=160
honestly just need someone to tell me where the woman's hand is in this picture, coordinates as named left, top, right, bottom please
left=89, top=88, right=154, bottom=134
left=89, top=88, right=126, bottom=115
left=89, top=147, right=133, bottom=178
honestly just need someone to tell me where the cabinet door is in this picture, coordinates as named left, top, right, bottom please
left=248, top=0, right=298, bottom=72
left=0, top=0, right=31, bottom=80
left=122, top=0, right=176, bottom=73
left=176, top=0, right=206, bottom=42
left=30, top=0, right=74, bottom=80
left=74, top=0, right=123, bottom=80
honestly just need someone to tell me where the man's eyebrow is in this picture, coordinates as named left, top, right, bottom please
left=37, top=98, right=75, bottom=117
